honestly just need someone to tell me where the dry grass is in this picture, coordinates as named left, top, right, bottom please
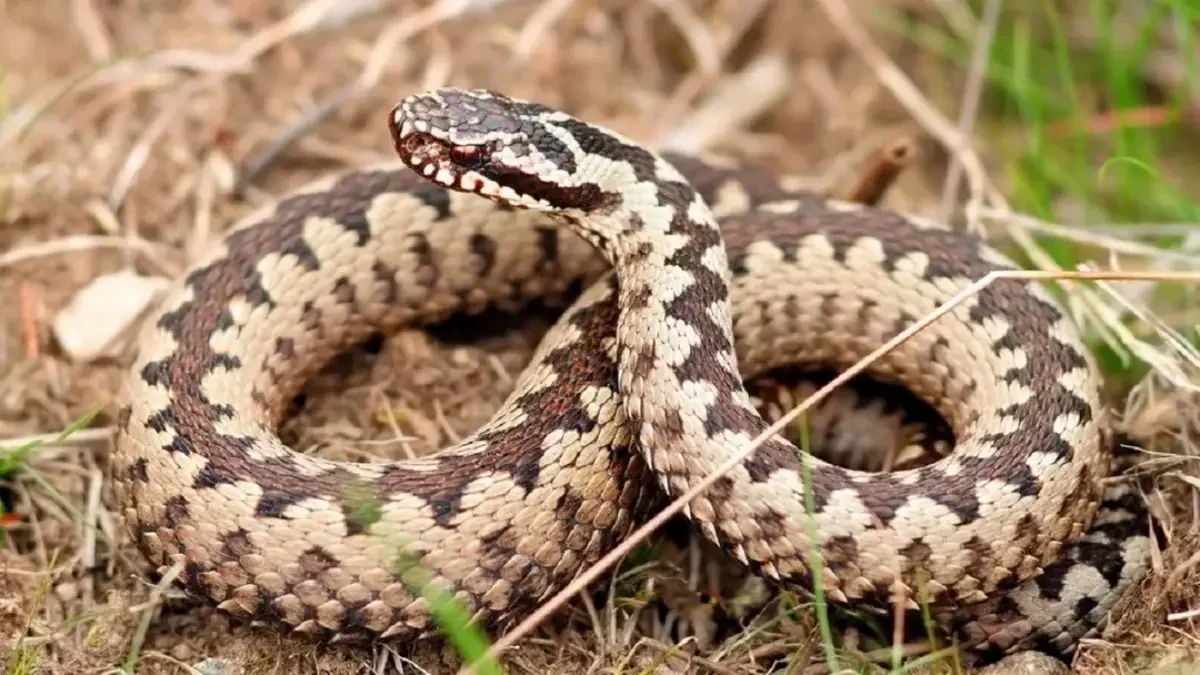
left=2, top=1, right=1198, bottom=674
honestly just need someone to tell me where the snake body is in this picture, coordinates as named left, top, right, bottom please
left=112, top=88, right=1153, bottom=658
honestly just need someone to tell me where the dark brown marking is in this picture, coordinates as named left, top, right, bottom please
left=164, top=495, right=189, bottom=526
left=333, top=276, right=356, bottom=305
left=125, top=458, right=149, bottom=482
left=300, top=302, right=322, bottom=332
left=554, top=491, right=585, bottom=522
left=707, top=475, right=736, bottom=502
left=822, top=534, right=861, bottom=568
left=757, top=507, right=791, bottom=541
left=248, top=488, right=296, bottom=519
left=222, top=529, right=257, bottom=558
left=411, top=182, right=453, bottom=219
left=407, top=233, right=439, bottom=289
left=372, top=260, right=399, bottom=304
left=626, top=285, right=653, bottom=311
left=299, top=546, right=338, bottom=574
left=275, top=338, right=296, bottom=359
left=117, top=405, right=132, bottom=431
left=470, top=234, right=497, bottom=277
left=535, top=227, right=559, bottom=263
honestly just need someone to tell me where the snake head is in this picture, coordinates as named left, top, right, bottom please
left=390, top=88, right=608, bottom=212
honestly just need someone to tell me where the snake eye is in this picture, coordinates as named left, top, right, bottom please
left=450, top=144, right=483, bottom=166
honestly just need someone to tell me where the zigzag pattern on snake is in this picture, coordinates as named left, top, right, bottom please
left=112, top=88, right=1154, bottom=658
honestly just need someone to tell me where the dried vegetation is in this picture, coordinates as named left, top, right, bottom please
left=2, top=1, right=1199, bottom=674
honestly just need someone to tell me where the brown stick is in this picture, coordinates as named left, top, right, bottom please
left=839, top=137, right=916, bottom=206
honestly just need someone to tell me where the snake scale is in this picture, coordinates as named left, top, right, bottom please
left=112, top=88, right=1154, bottom=660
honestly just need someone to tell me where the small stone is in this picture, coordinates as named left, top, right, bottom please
left=193, top=658, right=243, bottom=675
left=170, top=643, right=193, bottom=661
left=976, top=652, right=1069, bottom=675
left=52, top=270, right=169, bottom=362
left=53, top=581, right=78, bottom=602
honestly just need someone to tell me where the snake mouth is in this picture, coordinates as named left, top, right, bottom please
left=388, top=121, right=519, bottom=206
left=390, top=126, right=476, bottom=187
left=390, top=124, right=547, bottom=212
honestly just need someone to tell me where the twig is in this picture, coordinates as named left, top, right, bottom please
left=813, top=0, right=1009, bottom=231
left=646, top=0, right=720, bottom=79
left=419, top=29, right=454, bottom=91
left=641, top=637, right=739, bottom=675
left=0, top=235, right=180, bottom=275
left=460, top=268, right=1200, bottom=674
left=1168, top=606, right=1200, bottom=622
left=18, top=282, right=41, bottom=359
left=652, top=0, right=774, bottom=139
left=80, top=466, right=103, bottom=613
left=233, top=0, right=509, bottom=191
left=129, top=652, right=203, bottom=674
left=120, top=560, right=185, bottom=674
left=810, top=123, right=915, bottom=196
left=180, top=0, right=347, bottom=75
left=108, top=78, right=206, bottom=212
left=657, top=54, right=790, bottom=153
left=0, top=427, right=113, bottom=451
left=71, top=0, right=113, bottom=62
left=189, top=154, right=220, bottom=264
left=936, top=0, right=1004, bottom=224
left=930, top=0, right=978, bottom=41
left=801, top=642, right=934, bottom=674
left=2, top=0, right=360, bottom=155
left=838, top=137, right=916, bottom=206
left=360, top=0, right=501, bottom=89
left=1085, top=266, right=1200, bottom=391
left=511, top=0, right=578, bottom=62
left=982, top=208, right=1200, bottom=267
left=232, top=81, right=360, bottom=195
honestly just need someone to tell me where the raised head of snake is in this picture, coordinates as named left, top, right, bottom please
left=389, top=87, right=1114, bottom=611
left=389, top=89, right=613, bottom=213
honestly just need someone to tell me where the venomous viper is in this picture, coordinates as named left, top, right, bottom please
left=112, top=88, right=1155, bottom=660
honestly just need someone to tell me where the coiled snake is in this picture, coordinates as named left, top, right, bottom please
left=113, top=88, right=1153, bottom=659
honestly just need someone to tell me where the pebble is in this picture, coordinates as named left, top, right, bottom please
left=193, top=658, right=243, bottom=675
left=52, top=270, right=169, bottom=362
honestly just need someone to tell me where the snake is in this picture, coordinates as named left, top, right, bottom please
left=111, top=87, right=1155, bottom=660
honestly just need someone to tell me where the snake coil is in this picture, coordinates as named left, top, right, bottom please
left=113, top=88, right=1153, bottom=658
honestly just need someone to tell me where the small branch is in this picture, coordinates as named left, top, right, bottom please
left=71, top=0, right=113, bottom=62
left=838, top=137, right=916, bottom=206
left=120, top=560, right=185, bottom=674
left=813, top=0, right=1009, bottom=230
left=652, top=0, right=775, bottom=140
left=18, top=282, right=41, bottom=359
left=1168, top=606, right=1200, bottom=622
left=981, top=208, right=1200, bottom=267
left=108, top=79, right=205, bottom=212
left=511, top=0, right=579, bottom=63
left=231, top=81, right=360, bottom=195
left=646, top=0, right=721, bottom=80
left=0, top=235, right=180, bottom=275
left=657, top=54, right=790, bottom=153
left=937, top=0, right=1004, bottom=224
left=233, top=0, right=511, bottom=192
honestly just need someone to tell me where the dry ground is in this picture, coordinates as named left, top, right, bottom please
left=2, top=1, right=1199, bottom=674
